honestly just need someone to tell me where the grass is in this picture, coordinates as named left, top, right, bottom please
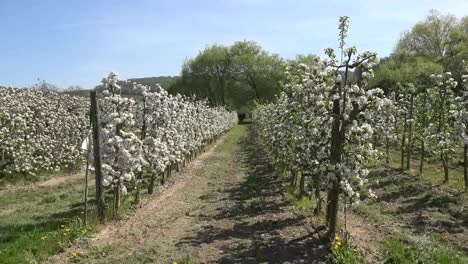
left=284, top=185, right=315, bottom=211
left=67, top=126, right=247, bottom=263
left=0, top=126, right=246, bottom=263
left=331, top=242, right=366, bottom=264
left=217, top=125, right=245, bottom=153
left=0, top=161, right=83, bottom=186
left=384, top=147, right=467, bottom=192
left=0, top=178, right=99, bottom=263
left=383, top=236, right=468, bottom=264
left=0, top=163, right=144, bottom=263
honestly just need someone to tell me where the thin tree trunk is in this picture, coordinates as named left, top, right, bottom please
left=148, top=171, right=156, bottom=194
left=326, top=98, right=342, bottom=239
left=83, top=149, right=89, bottom=226
left=420, top=140, right=425, bottom=175
left=442, top=154, right=449, bottom=183
left=90, top=91, right=105, bottom=223
left=114, top=184, right=120, bottom=217
left=313, top=175, right=321, bottom=215
left=406, top=92, right=414, bottom=170
left=385, top=136, right=390, bottom=166
left=299, top=171, right=305, bottom=197
left=401, top=109, right=407, bottom=171
left=464, top=143, right=468, bottom=192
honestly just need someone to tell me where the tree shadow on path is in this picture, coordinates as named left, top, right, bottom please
left=177, top=125, right=329, bottom=263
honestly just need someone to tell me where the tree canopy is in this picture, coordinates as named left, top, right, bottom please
left=169, top=40, right=287, bottom=112
left=374, top=10, right=468, bottom=93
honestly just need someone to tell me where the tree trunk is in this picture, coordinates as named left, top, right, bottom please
left=420, top=93, right=427, bottom=176
left=90, top=91, right=105, bottom=223
left=114, top=184, right=120, bottom=217
left=401, top=110, right=407, bottom=171
left=326, top=98, right=342, bottom=239
left=406, top=92, right=414, bottom=170
left=148, top=171, right=156, bottom=194
left=290, top=170, right=297, bottom=187
left=464, top=143, right=468, bottom=192
left=385, top=136, right=390, bottom=166
left=442, top=154, right=449, bottom=183
left=83, top=150, right=89, bottom=226
left=420, top=140, right=425, bottom=175
left=313, top=176, right=322, bottom=215
left=299, top=172, right=305, bottom=197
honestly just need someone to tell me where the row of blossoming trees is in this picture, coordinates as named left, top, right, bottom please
left=0, top=72, right=237, bottom=220
left=388, top=70, right=468, bottom=189
left=253, top=17, right=468, bottom=239
left=96, top=72, right=237, bottom=214
left=0, top=87, right=89, bottom=178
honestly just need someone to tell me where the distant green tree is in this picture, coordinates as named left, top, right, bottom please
left=396, top=10, right=457, bottom=61
left=390, top=10, right=468, bottom=88
left=229, top=40, right=286, bottom=103
left=444, top=16, right=468, bottom=88
left=370, top=55, right=444, bottom=94
left=170, top=40, right=286, bottom=112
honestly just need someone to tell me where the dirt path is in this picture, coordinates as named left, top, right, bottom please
left=46, top=125, right=328, bottom=264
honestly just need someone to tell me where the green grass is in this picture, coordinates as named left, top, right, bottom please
left=0, top=161, right=83, bottom=186
left=285, top=185, right=315, bottom=211
left=331, top=242, right=366, bottom=264
left=385, top=147, right=466, bottom=192
left=0, top=179, right=97, bottom=263
left=383, top=237, right=468, bottom=264
left=217, top=125, right=245, bottom=153
left=0, top=174, right=135, bottom=263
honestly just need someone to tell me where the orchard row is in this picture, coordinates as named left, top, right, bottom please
left=253, top=17, right=468, bottom=238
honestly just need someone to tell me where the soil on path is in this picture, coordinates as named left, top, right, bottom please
left=46, top=125, right=329, bottom=264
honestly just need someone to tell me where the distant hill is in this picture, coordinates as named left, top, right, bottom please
left=63, top=76, right=179, bottom=97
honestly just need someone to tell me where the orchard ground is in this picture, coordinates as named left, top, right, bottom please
left=1, top=124, right=468, bottom=263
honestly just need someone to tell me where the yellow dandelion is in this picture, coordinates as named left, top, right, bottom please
left=65, top=228, right=71, bottom=232
left=336, top=241, right=341, bottom=246
left=72, top=252, right=78, bottom=257
left=40, top=236, right=46, bottom=241
left=173, top=262, right=177, bottom=264
left=60, top=225, right=65, bottom=228
left=335, top=235, right=341, bottom=241
left=128, top=253, right=133, bottom=256
left=63, top=233, right=68, bottom=236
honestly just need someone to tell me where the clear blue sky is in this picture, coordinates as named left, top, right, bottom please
left=1, top=0, right=467, bottom=89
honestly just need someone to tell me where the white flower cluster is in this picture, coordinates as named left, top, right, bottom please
left=97, top=72, right=237, bottom=193
left=452, top=63, right=468, bottom=153
left=254, top=55, right=392, bottom=203
left=0, top=86, right=89, bottom=178
left=426, top=72, right=458, bottom=156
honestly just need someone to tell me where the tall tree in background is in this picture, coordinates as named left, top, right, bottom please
left=388, top=10, right=468, bottom=89
left=396, top=10, right=457, bottom=60
left=444, top=16, right=468, bottom=86
left=170, top=40, right=286, bottom=112
left=229, top=40, right=286, bottom=103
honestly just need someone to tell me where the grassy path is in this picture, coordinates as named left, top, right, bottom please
left=0, top=170, right=93, bottom=263
left=46, top=125, right=328, bottom=264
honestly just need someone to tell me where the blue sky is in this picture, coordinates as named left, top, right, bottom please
left=1, top=0, right=467, bottom=89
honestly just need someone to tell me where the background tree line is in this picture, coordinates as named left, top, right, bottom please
left=370, top=10, right=468, bottom=93
left=169, top=41, right=319, bottom=113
